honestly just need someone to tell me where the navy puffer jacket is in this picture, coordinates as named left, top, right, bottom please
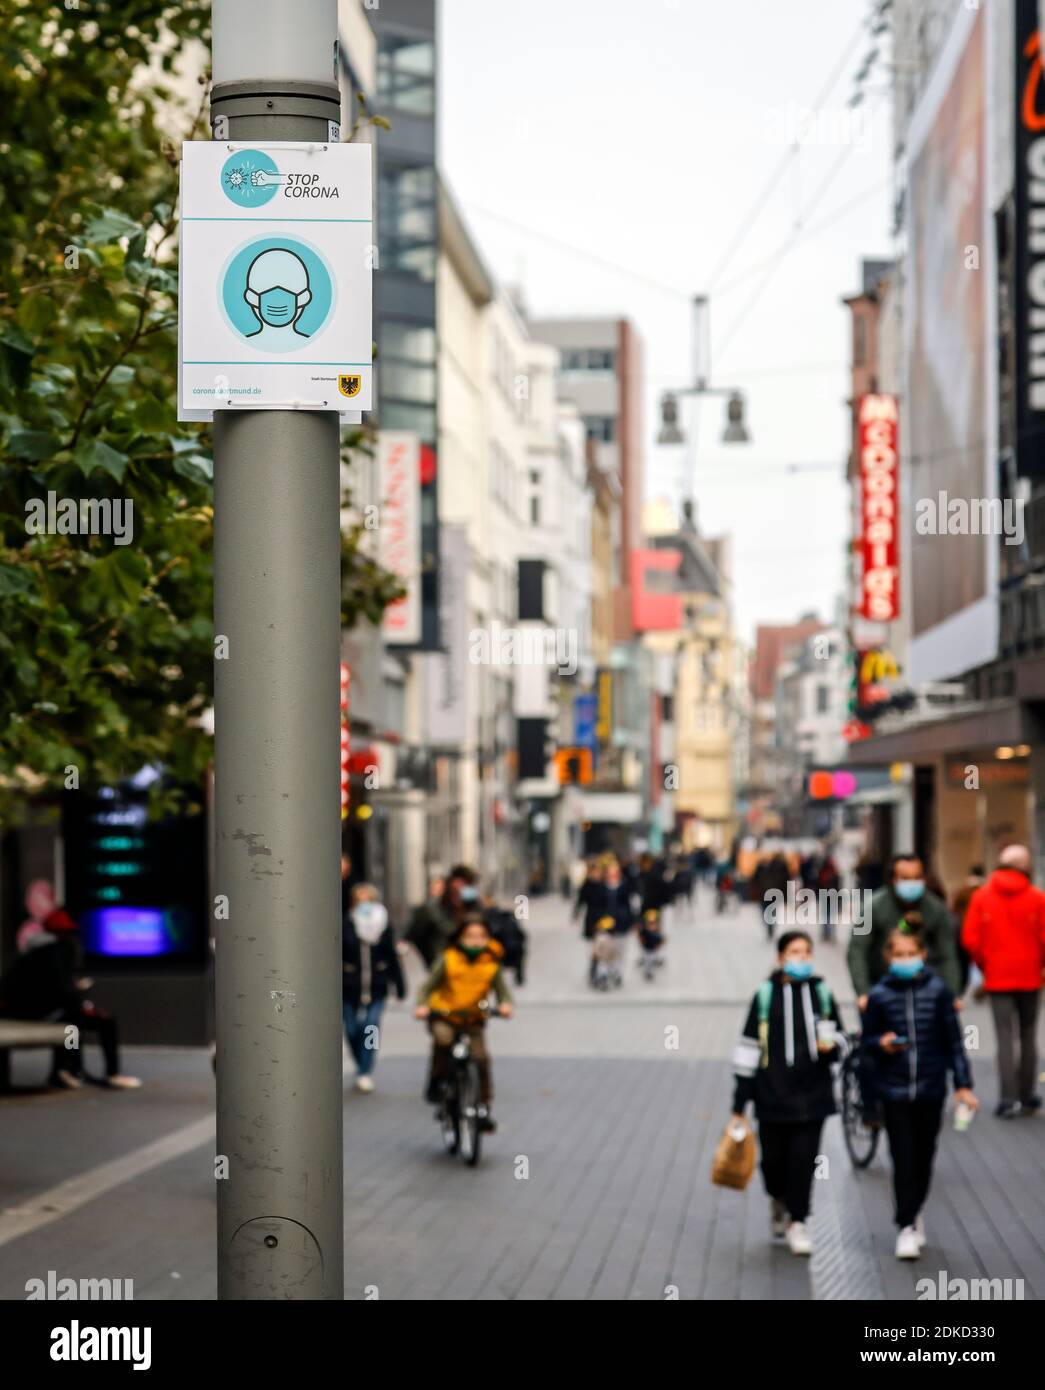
left=862, top=968, right=972, bottom=1102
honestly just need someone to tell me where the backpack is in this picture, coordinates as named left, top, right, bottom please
left=755, top=977, right=832, bottom=1068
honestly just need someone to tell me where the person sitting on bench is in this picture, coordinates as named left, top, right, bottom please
left=0, top=908, right=141, bottom=1090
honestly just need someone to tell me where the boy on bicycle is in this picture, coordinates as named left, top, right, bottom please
left=414, top=915, right=513, bottom=1131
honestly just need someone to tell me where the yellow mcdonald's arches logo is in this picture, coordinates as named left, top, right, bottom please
left=338, top=374, right=362, bottom=397
left=860, top=649, right=899, bottom=684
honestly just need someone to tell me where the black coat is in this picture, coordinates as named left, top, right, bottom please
left=598, top=881, right=635, bottom=935
left=575, top=879, right=605, bottom=939
left=640, top=861, right=673, bottom=913
left=861, top=968, right=972, bottom=1102
left=404, top=898, right=454, bottom=967
left=732, top=971, right=843, bottom=1122
left=0, top=937, right=82, bottom=1019
left=341, top=920, right=405, bottom=1007
left=486, top=906, right=527, bottom=982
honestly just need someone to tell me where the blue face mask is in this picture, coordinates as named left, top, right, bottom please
left=889, top=957, right=924, bottom=980
left=459, top=886, right=479, bottom=903
left=258, top=287, right=300, bottom=327
left=782, top=960, right=813, bottom=981
left=894, top=880, right=924, bottom=903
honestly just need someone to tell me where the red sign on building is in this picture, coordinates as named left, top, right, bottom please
left=340, top=662, right=350, bottom=819
left=630, top=549, right=683, bottom=632
left=858, top=394, right=900, bottom=622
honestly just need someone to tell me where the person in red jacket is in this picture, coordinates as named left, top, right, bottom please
left=961, top=844, right=1045, bottom=1118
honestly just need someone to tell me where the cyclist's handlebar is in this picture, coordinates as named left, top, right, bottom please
left=424, top=1002, right=509, bottom=1022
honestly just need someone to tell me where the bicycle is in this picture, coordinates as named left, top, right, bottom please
left=428, top=1004, right=501, bottom=1167
left=837, top=1029, right=881, bottom=1169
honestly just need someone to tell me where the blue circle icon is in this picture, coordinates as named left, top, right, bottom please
left=221, top=149, right=280, bottom=207
left=221, top=236, right=335, bottom=353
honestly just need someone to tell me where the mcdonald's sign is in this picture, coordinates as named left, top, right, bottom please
left=856, top=647, right=899, bottom=713
left=859, top=649, right=900, bottom=685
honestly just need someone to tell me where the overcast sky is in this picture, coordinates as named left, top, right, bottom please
left=438, top=0, right=895, bottom=644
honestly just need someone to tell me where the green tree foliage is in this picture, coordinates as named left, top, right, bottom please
left=0, top=2, right=402, bottom=820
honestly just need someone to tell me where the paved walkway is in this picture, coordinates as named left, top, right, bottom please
left=1, top=887, right=1043, bottom=1300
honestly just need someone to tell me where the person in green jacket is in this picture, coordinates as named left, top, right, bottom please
left=847, top=854, right=962, bottom=1009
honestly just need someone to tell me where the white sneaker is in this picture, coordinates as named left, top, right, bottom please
left=52, top=1070, right=83, bottom=1090
left=355, top=1075, right=374, bottom=1093
left=786, top=1221, right=812, bottom=1256
left=770, top=1199, right=788, bottom=1239
left=914, top=1213, right=926, bottom=1251
left=895, top=1226, right=921, bottom=1260
left=104, top=1075, right=142, bottom=1090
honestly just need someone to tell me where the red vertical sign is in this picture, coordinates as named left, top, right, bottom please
left=859, top=394, right=900, bottom=621
left=340, top=662, right=350, bottom=819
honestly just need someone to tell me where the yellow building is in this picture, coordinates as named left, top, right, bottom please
left=642, top=499, right=741, bottom=853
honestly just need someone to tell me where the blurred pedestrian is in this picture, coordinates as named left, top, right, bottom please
left=759, top=852, right=791, bottom=942
left=484, top=893, right=528, bottom=987
left=715, top=858, right=737, bottom=915
left=342, top=882, right=404, bottom=1093
left=861, top=926, right=977, bottom=1259
left=340, top=852, right=357, bottom=915
left=817, top=853, right=841, bottom=943
left=639, top=852, right=672, bottom=921
left=847, top=854, right=962, bottom=1009
left=0, top=908, right=141, bottom=1090
left=638, top=908, right=666, bottom=979
left=799, top=852, right=819, bottom=894
left=588, top=858, right=634, bottom=987
left=730, top=930, right=843, bottom=1257
left=960, top=845, right=1045, bottom=1118
left=573, top=857, right=605, bottom=941
left=951, top=864, right=986, bottom=997
left=404, top=872, right=454, bottom=966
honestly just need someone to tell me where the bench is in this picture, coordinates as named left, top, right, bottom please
left=0, top=1019, right=69, bottom=1091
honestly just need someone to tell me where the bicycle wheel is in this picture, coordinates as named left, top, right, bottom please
left=440, top=1080, right=461, bottom=1155
left=458, top=1061, right=483, bottom=1167
left=841, top=1050, right=879, bottom=1169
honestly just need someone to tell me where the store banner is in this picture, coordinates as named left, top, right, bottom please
left=378, top=432, right=422, bottom=646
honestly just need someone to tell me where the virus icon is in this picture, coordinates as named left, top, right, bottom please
left=220, top=150, right=279, bottom=207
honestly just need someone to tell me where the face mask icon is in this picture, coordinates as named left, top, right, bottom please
left=243, top=248, right=312, bottom=342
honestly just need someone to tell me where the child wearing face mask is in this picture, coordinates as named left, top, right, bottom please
left=862, top=926, right=978, bottom=1260
left=731, top=931, right=844, bottom=1257
left=342, top=883, right=405, bottom=1093
left=414, top=915, right=513, bottom=1131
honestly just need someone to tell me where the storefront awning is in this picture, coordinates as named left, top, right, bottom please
left=845, top=700, right=1038, bottom=766
left=577, top=791, right=644, bottom=825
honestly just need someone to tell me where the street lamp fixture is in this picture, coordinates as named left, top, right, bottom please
left=721, top=391, right=750, bottom=444
left=657, top=383, right=750, bottom=447
left=657, top=294, right=751, bottom=447
left=657, top=392, right=685, bottom=446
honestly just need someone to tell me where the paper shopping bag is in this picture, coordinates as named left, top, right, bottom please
left=711, top=1116, right=756, bottom=1191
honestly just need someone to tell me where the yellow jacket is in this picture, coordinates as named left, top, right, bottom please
left=420, top=941, right=511, bottom=1018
